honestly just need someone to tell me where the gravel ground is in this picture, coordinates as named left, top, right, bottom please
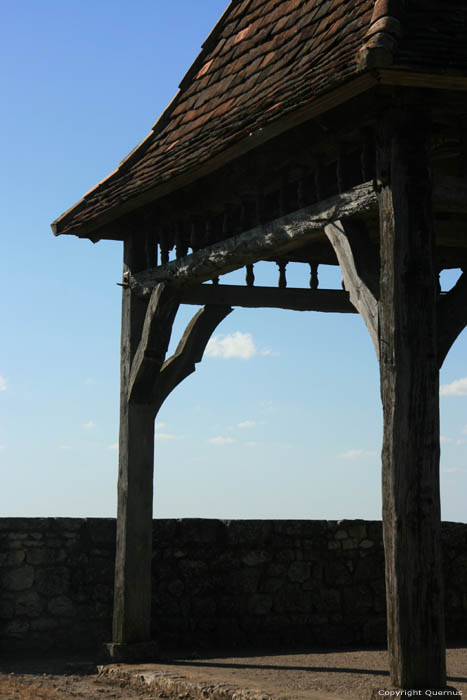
left=0, top=647, right=465, bottom=699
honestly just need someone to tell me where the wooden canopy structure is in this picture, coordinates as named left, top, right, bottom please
left=52, top=0, right=467, bottom=690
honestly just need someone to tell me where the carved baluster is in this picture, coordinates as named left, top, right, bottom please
left=190, top=219, right=202, bottom=252
left=222, top=208, right=230, bottom=240
left=337, top=144, right=346, bottom=194
left=297, top=168, right=306, bottom=209
left=314, top=158, right=323, bottom=201
left=175, top=223, right=188, bottom=259
left=277, top=261, right=287, bottom=289
left=460, top=120, right=467, bottom=179
left=245, top=264, right=255, bottom=287
left=159, top=228, right=170, bottom=264
left=205, top=218, right=214, bottom=246
left=361, top=127, right=375, bottom=182
left=255, top=188, right=264, bottom=225
left=144, top=229, right=158, bottom=268
left=309, top=262, right=319, bottom=290
left=279, top=170, right=289, bottom=216
left=239, top=201, right=247, bottom=232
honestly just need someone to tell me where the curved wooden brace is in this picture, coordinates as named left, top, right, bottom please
left=128, top=282, right=180, bottom=404
left=438, top=270, right=467, bottom=368
left=152, top=303, right=233, bottom=414
left=324, top=219, right=379, bottom=357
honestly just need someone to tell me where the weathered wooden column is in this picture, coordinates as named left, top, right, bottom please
left=377, top=100, right=446, bottom=689
left=109, top=231, right=169, bottom=660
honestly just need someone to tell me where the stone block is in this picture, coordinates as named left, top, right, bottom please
left=16, top=591, right=44, bottom=617
left=359, top=539, right=374, bottom=549
left=266, top=563, right=286, bottom=577
left=261, top=577, right=283, bottom=593
left=48, top=596, right=75, bottom=617
left=4, top=619, right=30, bottom=638
left=192, top=596, right=216, bottom=618
left=348, top=523, right=367, bottom=540
left=242, top=550, right=271, bottom=566
left=0, top=600, right=15, bottom=619
left=0, top=550, right=25, bottom=566
left=35, top=568, right=70, bottom=596
left=249, top=594, right=273, bottom=615
left=26, top=548, right=57, bottom=566
left=342, top=538, right=358, bottom=550
left=2, top=566, right=34, bottom=591
left=168, top=579, right=184, bottom=597
left=288, top=561, right=311, bottom=583
left=324, top=560, right=352, bottom=586
left=233, top=567, right=261, bottom=593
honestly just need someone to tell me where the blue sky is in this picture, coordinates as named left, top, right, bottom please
left=1, top=1, right=466, bottom=522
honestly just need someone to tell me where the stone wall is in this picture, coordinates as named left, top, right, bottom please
left=1, top=518, right=466, bottom=651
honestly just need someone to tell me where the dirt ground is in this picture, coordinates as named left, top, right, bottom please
left=0, top=647, right=466, bottom=700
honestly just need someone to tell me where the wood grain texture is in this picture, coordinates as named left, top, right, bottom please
left=128, top=283, right=179, bottom=404
left=325, top=219, right=379, bottom=355
left=377, top=103, right=446, bottom=689
left=113, top=233, right=161, bottom=645
left=438, top=270, right=467, bottom=367
left=178, top=284, right=357, bottom=313
left=130, top=183, right=378, bottom=292
left=153, top=305, right=233, bottom=414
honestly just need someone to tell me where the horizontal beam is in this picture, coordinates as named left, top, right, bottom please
left=130, top=175, right=467, bottom=295
left=131, top=182, right=377, bottom=293
left=178, top=284, right=357, bottom=313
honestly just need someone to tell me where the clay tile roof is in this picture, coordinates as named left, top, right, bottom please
left=52, top=0, right=467, bottom=239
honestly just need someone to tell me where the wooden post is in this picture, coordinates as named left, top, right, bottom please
left=377, top=101, right=446, bottom=689
left=109, top=232, right=160, bottom=659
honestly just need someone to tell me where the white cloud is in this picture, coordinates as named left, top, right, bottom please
left=205, top=332, right=272, bottom=360
left=59, top=444, right=72, bottom=451
left=156, top=433, right=183, bottom=441
left=208, top=436, right=235, bottom=446
left=463, top=425, right=467, bottom=435
left=246, top=441, right=261, bottom=448
left=237, top=420, right=257, bottom=429
left=0, top=444, right=4, bottom=450
left=338, top=448, right=377, bottom=459
left=456, top=439, right=467, bottom=446
left=0, top=376, right=7, bottom=391
left=83, top=421, right=95, bottom=430
left=108, top=443, right=118, bottom=451
left=440, top=377, right=467, bottom=396
left=84, top=378, right=95, bottom=385
left=440, top=435, right=452, bottom=444
left=155, top=422, right=166, bottom=430
left=443, top=467, right=466, bottom=474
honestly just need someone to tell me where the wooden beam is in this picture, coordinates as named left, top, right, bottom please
left=377, top=103, right=445, bottom=690
left=130, top=182, right=378, bottom=293
left=130, top=175, right=464, bottom=294
left=178, top=284, right=357, bottom=313
left=128, top=283, right=179, bottom=404
left=324, top=219, right=379, bottom=355
left=438, top=270, right=467, bottom=367
left=113, top=232, right=159, bottom=648
left=153, top=305, right=233, bottom=414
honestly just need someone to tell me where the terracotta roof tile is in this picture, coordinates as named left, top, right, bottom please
left=53, top=0, right=467, bottom=237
